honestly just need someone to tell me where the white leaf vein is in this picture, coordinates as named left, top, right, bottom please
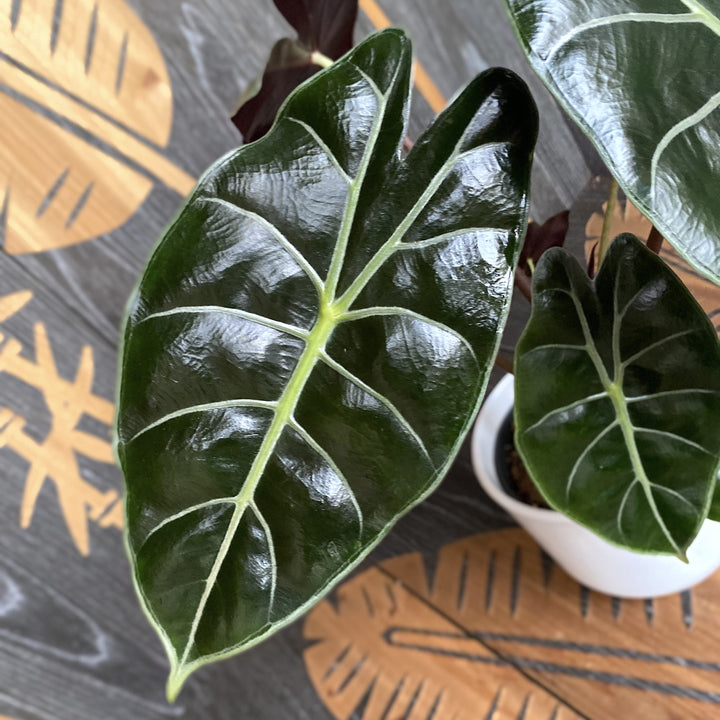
left=398, top=227, right=509, bottom=251
left=128, top=399, right=277, bottom=444
left=250, top=502, right=277, bottom=617
left=627, top=388, right=720, bottom=403
left=633, top=426, right=715, bottom=456
left=138, top=305, right=310, bottom=340
left=521, top=343, right=589, bottom=360
left=319, top=351, right=434, bottom=467
left=341, top=306, right=478, bottom=365
left=353, top=65, right=383, bottom=102
left=617, top=479, right=639, bottom=540
left=620, top=329, right=696, bottom=369
left=201, top=197, right=324, bottom=295
left=523, top=391, right=609, bottom=435
left=141, top=498, right=238, bottom=547
left=649, top=482, right=697, bottom=512
left=288, top=418, right=364, bottom=535
left=565, top=421, right=618, bottom=503
left=286, top=118, right=353, bottom=184
left=651, top=88, right=720, bottom=199
left=322, top=63, right=393, bottom=298
left=545, top=12, right=700, bottom=63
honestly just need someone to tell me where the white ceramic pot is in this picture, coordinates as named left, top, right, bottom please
left=471, top=374, right=720, bottom=598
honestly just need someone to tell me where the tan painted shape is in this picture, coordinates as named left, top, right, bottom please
left=0, top=296, right=120, bottom=554
left=0, top=92, right=154, bottom=253
left=0, top=290, right=32, bottom=322
left=585, top=191, right=720, bottom=336
left=2, top=0, right=171, bottom=143
left=0, top=0, right=195, bottom=254
left=306, top=528, right=720, bottom=719
left=305, top=557, right=582, bottom=720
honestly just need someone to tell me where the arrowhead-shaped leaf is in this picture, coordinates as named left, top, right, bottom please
left=503, top=1, right=720, bottom=285
left=117, top=30, right=538, bottom=697
left=515, top=235, right=720, bottom=557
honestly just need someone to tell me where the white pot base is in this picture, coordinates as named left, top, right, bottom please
left=471, top=375, right=720, bottom=599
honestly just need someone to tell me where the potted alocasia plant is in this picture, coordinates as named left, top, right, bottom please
left=115, top=0, right=720, bottom=699
left=473, top=1, right=720, bottom=594
left=115, top=28, right=538, bottom=699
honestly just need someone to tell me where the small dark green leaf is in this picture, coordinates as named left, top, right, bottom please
left=117, top=30, right=538, bottom=697
left=503, top=0, right=720, bottom=285
left=515, top=235, right=720, bottom=557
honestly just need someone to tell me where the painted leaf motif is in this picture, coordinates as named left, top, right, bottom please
left=304, top=531, right=582, bottom=720
left=0, top=0, right=173, bottom=253
left=116, top=29, right=538, bottom=697
left=306, top=528, right=720, bottom=720
left=503, top=0, right=720, bottom=285
left=515, top=235, right=720, bottom=556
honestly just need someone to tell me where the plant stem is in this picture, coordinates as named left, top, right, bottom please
left=647, top=225, right=664, bottom=255
left=310, top=51, right=334, bottom=69
left=597, top=178, right=619, bottom=269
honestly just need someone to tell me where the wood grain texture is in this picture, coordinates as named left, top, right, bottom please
left=0, top=0, right=596, bottom=718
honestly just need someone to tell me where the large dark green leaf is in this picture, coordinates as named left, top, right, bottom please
left=515, top=235, right=720, bottom=557
left=503, top=0, right=720, bottom=285
left=116, top=29, right=538, bottom=698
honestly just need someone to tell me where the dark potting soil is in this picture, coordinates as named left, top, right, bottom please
left=495, top=410, right=550, bottom=509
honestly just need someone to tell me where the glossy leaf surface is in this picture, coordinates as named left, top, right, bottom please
left=515, top=235, right=720, bottom=557
left=231, top=0, right=357, bottom=142
left=117, top=30, right=538, bottom=697
left=503, top=0, right=720, bottom=285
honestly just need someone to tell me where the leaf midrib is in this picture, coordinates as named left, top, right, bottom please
left=171, top=304, right=338, bottom=680
left=170, top=63, right=393, bottom=683
left=564, top=283, right=684, bottom=556
left=680, top=0, right=720, bottom=35
left=167, top=58, right=497, bottom=688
